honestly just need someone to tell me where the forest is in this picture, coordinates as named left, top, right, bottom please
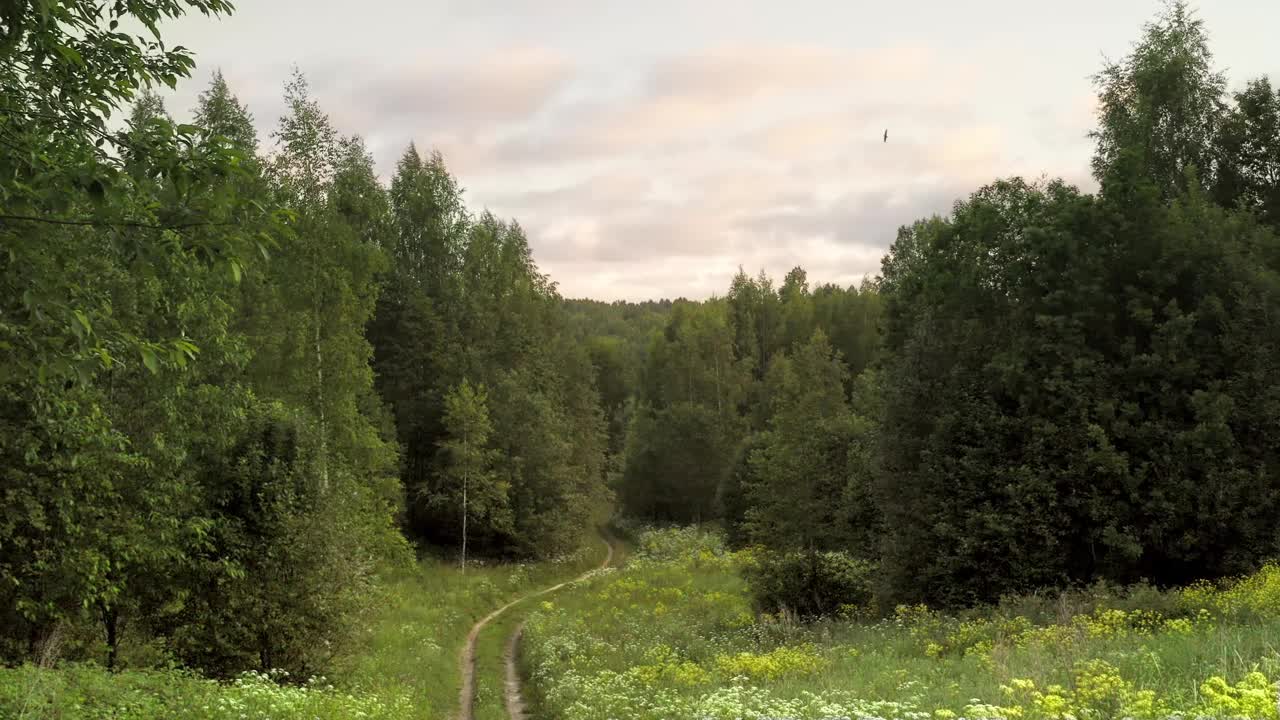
left=2, top=1, right=1280, bottom=719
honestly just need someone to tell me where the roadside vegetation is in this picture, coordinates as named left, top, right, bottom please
left=340, top=536, right=605, bottom=720
left=0, top=535, right=604, bottom=719
left=523, top=526, right=1280, bottom=720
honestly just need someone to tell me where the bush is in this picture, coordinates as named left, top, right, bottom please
left=631, top=524, right=727, bottom=562
left=743, top=549, right=875, bottom=618
left=994, top=579, right=1193, bottom=627
left=165, top=401, right=408, bottom=678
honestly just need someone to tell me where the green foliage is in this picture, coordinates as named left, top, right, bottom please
left=811, top=280, right=883, bottom=378
left=719, top=432, right=761, bottom=548
left=0, top=664, right=412, bottom=720
left=616, top=268, right=881, bottom=530
left=562, top=299, right=672, bottom=460
left=743, top=550, right=876, bottom=619
left=620, top=301, right=748, bottom=521
left=727, top=268, right=784, bottom=380
left=368, top=148, right=610, bottom=561
left=0, top=75, right=274, bottom=662
left=437, top=380, right=507, bottom=566
left=0, top=0, right=301, bottom=670
left=8, top=0, right=1280, bottom=712
left=167, top=399, right=406, bottom=678
left=1091, top=1, right=1224, bottom=199
left=1213, top=77, right=1280, bottom=232
left=2, top=8, right=406, bottom=685
left=622, top=401, right=737, bottom=522
left=339, top=533, right=606, bottom=719
left=520, top=527, right=1280, bottom=720
left=877, top=172, right=1280, bottom=606
left=1, top=0, right=277, bottom=390
left=0, top=532, right=608, bottom=720
left=612, top=2, right=1280, bottom=618
left=745, top=330, right=879, bottom=559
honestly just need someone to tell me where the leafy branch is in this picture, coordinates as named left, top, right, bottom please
left=0, top=213, right=242, bottom=230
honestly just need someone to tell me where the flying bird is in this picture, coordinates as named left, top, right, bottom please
left=883, top=129, right=888, bottom=143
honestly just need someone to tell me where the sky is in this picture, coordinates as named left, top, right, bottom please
left=158, top=1, right=1280, bottom=300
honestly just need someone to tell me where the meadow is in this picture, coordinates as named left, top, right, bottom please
left=0, top=538, right=605, bottom=720
left=520, top=527, right=1280, bottom=720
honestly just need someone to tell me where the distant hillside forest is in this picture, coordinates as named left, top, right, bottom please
left=2, top=0, right=1280, bottom=692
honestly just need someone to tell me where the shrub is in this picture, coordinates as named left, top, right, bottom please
left=743, top=549, right=875, bottom=618
left=713, top=644, right=827, bottom=680
left=994, top=579, right=1193, bottom=628
left=1184, top=562, right=1280, bottom=622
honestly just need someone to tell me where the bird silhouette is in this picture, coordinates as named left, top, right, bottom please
left=883, top=129, right=888, bottom=143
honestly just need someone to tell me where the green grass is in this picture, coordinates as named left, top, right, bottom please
left=519, top=526, right=1280, bottom=720
left=0, top=523, right=611, bottom=720
left=796, top=613, right=1280, bottom=711
left=470, top=524, right=619, bottom=720
left=0, top=664, right=412, bottom=720
left=472, top=604, right=523, bottom=720
left=334, top=539, right=604, bottom=719
left=17, top=525, right=1280, bottom=720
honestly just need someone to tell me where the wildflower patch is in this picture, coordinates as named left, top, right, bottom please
left=520, top=527, right=1280, bottom=720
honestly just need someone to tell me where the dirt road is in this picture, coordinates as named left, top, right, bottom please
left=455, top=533, right=614, bottom=720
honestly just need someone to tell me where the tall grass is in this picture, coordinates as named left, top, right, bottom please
left=335, top=542, right=602, bottom=718
left=469, top=521, right=619, bottom=720
left=0, top=665, right=412, bottom=720
left=0, top=526, right=607, bottom=719
left=520, top=527, right=1280, bottom=720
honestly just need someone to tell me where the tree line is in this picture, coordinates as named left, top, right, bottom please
left=1, top=0, right=606, bottom=677
left=614, top=3, right=1280, bottom=612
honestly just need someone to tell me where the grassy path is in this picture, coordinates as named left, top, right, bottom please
left=456, top=530, right=615, bottom=720
left=501, top=526, right=626, bottom=719
left=501, top=621, right=529, bottom=719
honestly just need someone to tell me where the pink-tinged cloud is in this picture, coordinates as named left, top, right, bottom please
left=159, top=0, right=1280, bottom=300
left=179, top=44, right=1092, bottom=302
left=323, top=46, right=573, bottom=134
left=648, top=45, right=937, bottom=102
left=542, top=231, right=894, bottom=302
left=743, top=107, right=866, bottom=158
left=438, top=44, right=974, bottom=175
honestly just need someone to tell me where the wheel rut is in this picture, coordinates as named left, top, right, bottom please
left=455, top=532, right=614, bottom=720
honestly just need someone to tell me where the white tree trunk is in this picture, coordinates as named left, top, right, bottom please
left=314, top=302, right=328, bottom=493
left=461, top=460, right=469, bottom=574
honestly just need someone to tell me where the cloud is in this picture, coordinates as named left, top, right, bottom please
left=170, top=39, right=1089, bottom=301
left=529, top=213, right=730, bottom=264
left=520, top=175, right=974, bottom=297
left=542, top=230, right=896, bottom=302
left=742, top=107, right=867, bottom=158
left=483, top=173, right=659, bottom=216
left=336, top=47, right=572, bottom=130
left=480, top=97, right=999, bottom=295
left=214, top=47, right=575, bottom=177
left=647, top=44, right=937, bottom=103
left=437, top=43, right=972, bottom=175
left=733, top=183, right=969, bottom=246
left=540, top=257, right=741, bottom=302
left=166, top=49, right=574, bottom=179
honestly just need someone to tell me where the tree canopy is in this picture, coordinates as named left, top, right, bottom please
left=1, top=2, right=609, bottom=674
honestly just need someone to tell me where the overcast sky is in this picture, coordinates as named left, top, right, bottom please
left=158, top=1, right=1279, bottom=300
